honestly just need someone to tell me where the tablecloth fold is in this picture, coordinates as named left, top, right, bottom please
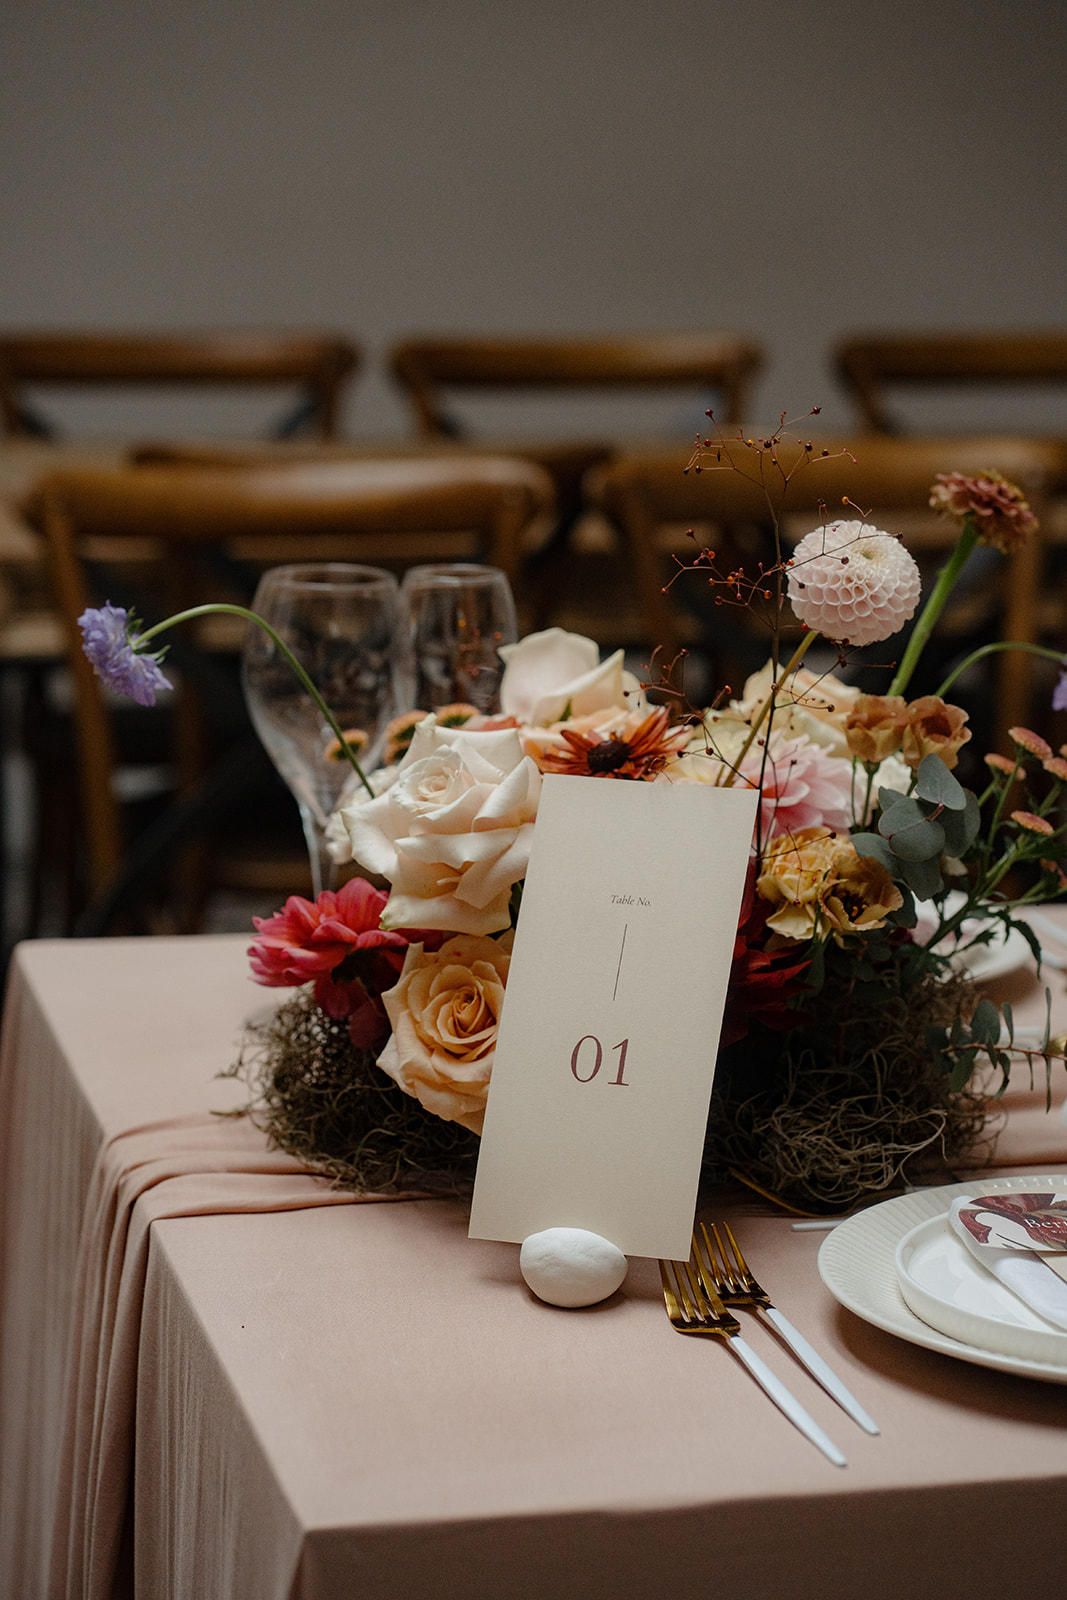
left=47, top=1112, right=380, bottom=1600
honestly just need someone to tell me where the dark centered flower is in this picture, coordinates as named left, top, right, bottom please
left=537, top=706, right=690, bottom=780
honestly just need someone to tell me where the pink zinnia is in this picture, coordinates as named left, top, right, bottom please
left=738, top=733, right=854, bottom=840
left=249, top=878, right=434, bottom=1047
left=929, top=471, right=1038, bottom=553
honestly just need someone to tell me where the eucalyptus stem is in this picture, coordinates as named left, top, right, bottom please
left=887, top=514, right=979, bottom=698
left=718, top=629, right=818, bottom=787
left=138, top=602, right=375, bottom=796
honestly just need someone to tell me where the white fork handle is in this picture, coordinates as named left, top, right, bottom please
left=728, top=1335, right=847, bottom=1468
left=764, top=1307, right=880, bottom=1435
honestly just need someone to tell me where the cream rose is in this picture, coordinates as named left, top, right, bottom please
left=333, top=719, right=540, bottom=935
left=499, top=627, right=647, bottom=726
left=377, top=932, right=513, bottom=1134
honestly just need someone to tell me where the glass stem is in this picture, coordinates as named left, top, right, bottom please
left=300, top=806, right=338, bottom=900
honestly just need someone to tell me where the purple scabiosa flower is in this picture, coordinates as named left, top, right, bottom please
left=78, top=603, right=173, bottom=707
left=1054, top=669, right=1067, bottom=714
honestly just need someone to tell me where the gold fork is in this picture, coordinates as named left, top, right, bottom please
left=659, top=1256, right=846, bottom=1467
left=695, top=1222, right=879, bottom=1436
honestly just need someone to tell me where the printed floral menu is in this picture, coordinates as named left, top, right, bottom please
left=469, top=774, right=758, bottom=1259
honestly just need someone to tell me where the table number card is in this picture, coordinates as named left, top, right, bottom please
left=469, top=774, right=759, bottom=1260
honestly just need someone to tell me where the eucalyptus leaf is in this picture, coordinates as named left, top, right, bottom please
left=900, top=855, right=943, bottom=899
left=970, top=997, right=1001, bottom=1047
left=941, top=791, right=981, bottom=855
left=915, top=753, right=967, bottom=810
left=851, top=832, right=897, bottom=873
left=881, top=814, right=946, bottom=862
left=948, top=1050, right=977, bottom=1092
left=888, top=884, right=918, bottom=927
left=878, top=793, right=925, bottom=831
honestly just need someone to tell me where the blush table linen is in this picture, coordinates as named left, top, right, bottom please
left=2, top=930, right=1067, bottom=1600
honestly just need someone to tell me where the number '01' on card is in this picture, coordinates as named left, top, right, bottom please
left=469, top=775, right=758, bottom=1260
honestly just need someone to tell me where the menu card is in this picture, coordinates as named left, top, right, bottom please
left=469, top=774, right=758, bottom=1260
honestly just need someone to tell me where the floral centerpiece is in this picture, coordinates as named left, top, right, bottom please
left=80, top=417, right=1067, bottom=1210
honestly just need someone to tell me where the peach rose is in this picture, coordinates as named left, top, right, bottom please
left=757, top=827, right=902, bottom=941
left=333, top=719, right=540, bottom=936
left=377, top=932, right=513, bottom=1133
left=845, top=694, right=910, bottom=764
left=900, top=697, right=971, bottom=772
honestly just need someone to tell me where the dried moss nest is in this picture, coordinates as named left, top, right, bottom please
left=703, top=967, right=997, bottom=1210
left=225, top=990, right=480, bottom=1195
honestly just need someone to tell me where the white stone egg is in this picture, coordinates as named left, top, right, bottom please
left=519, top=1227, right=628, bottom=1307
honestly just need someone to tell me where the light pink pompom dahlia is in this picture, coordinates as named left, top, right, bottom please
left=786, top=520, right=921, bottom=647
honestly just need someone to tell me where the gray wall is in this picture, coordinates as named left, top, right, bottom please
left=2, top=0, right=1064, bottom=438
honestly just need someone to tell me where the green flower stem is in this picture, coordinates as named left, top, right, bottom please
left=138, top=602, right=375, bottom=797
left=887, top=514, right=980, bottom=698
left=718, top=629, right=818, bottom=787
left=932, top=639, right=1067, bottom=703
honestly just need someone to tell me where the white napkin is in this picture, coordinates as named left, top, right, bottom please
left=948, top=1196, right=1067, bottom=1332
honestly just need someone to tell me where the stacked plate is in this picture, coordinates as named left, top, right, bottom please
left=818, top=1175, right=1067, bottom=1384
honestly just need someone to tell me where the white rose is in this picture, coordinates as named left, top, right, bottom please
left=499, top=627, right=647, bottom=726
left=334, top=719, right=540, bottom=935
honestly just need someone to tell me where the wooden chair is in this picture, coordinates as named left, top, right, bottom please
left=834, top=331, right=1067, bottom=434
left=388, top=332, right=765, bottom=628
left=0, top=330, right=361, bottom=441
left=28, top=454, right=554, bottom=932
left=591, top=434, right=1065, bottom=739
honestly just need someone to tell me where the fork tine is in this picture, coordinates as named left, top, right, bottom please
left=659, top=1258, right=682, bottom=1319
left=692, top=1223, right=725, bottom=1299
left=710, top=1223, right=743, bottom=1293
left=721, top=1220, right=757, bottom=1288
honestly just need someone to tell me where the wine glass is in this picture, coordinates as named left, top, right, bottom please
left=396, top=563, right=519, bottom=715
left=242, top=562, right=400, bottom=897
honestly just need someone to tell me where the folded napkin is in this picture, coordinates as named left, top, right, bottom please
left=48, top=1112, right=409, bottom=1600
left=948, top=1195, right=1067, bottom=1333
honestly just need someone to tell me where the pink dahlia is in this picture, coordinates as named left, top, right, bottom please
left=786, top=520, right=921, bottom=647
left=249, top=878, right=437, bottom=1048
left=737, top=732, right=854, bottom=840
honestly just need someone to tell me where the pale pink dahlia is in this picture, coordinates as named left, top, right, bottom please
left=737, top=732, right=854, bottom=840
left=787, top=520, right=921, bottom=647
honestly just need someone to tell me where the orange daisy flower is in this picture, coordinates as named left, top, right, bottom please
left=537, top=706, right=690, bottom=780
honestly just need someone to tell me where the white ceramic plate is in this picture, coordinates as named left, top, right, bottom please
left=895, top=1212, right=1067, bottom=1366
left=818, top=1175, right=1067, bottom=1384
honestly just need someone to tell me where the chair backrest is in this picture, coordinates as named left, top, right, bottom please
left=591, top=434, right=1065, bottom=735
left=835, top=332, right=1067, bottom=434
left=0, top=330, right=362, bottom=440
left=31, top=454, right=554, bottom=895
left=389, top=332, right=765, bottom=438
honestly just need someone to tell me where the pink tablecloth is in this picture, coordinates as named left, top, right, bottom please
left=3, top=931, right=1067, bottom=1600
